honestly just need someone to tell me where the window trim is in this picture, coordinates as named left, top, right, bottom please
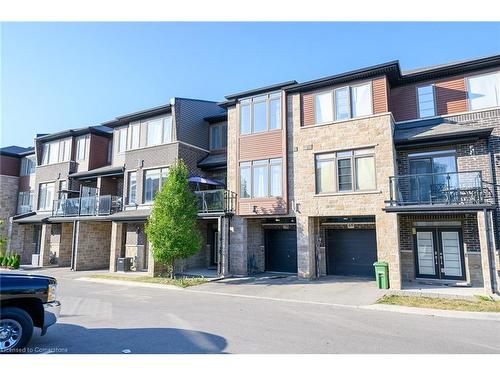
left=314, top=148, right=377, bottom=194
left=20, top=156, right=36, bottom=176
left=117, top=126, right=128, bottom=154
left=209, top=123, right=227, bottom=150
left=238, top=91, right=282, bottom=135
left=313, top=90, right=334, bottom=125
left=350, top=82, right=374, bottom=118
left=416, top=84, right=437, bottom=119
left=75, top=136, right=87, bottom=160
left=239, top=158, right=283, bottom=199
left=128, top=123, right=141, bottom=150
left=465, top=71, right=500, bottom=112
left=142, top=166, right=169, bottom=204
left=127, top=171, right=137, bottom=205
left=38, top=181, right=56, bottom=211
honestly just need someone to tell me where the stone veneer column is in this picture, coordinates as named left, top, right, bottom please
left=477, top=210, right=497, bottom=294
left=109, top=221, right=124, bottom=272
left=38, top=223, right=52, bottom=267
left=219, top=216, right=230, bottom=277
left=296, top=215, right=316, bottom=279
left=228, top=215, right=248, bottom=276
left=376, top=213, right=402, bottom=290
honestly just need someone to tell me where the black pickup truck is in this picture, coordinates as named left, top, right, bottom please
left=0, top=273, right=61, bottom=353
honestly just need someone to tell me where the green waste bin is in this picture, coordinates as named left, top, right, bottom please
left=373, top=261, right=389, bottom=289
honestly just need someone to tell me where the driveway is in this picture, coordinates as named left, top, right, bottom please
left=15, top=267, right=500, bottom=353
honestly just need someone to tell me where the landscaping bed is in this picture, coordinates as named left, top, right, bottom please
left=89, top=274, right=208, bottom=288
left=378, top=294, right=500, bottom=313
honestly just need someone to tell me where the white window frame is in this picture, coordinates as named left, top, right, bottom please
left=38, top=182, right=55, bottom=211
left=76, top=136, right=86, bottom=160
left=127, top=171, right=137, bottom=205
left=142, top=167, right=169, bottom=203
left=20, top=156, right=36, bottom=176
left=350, top=82, right=373, bottom=118
left=239, top=158, right=283, bottom=199
left=209, top=123, right=227, bottom=150
left=128, top=123, right=141, bottom=150
left=117, top=127, right=128, bottom=154
left=314, top=90, right=334, bottom=125
left=239, top=92, right=282, bottom=135
left=416, top=84, right=436, bottom=118
left=466, top=71, right=500, bottom=111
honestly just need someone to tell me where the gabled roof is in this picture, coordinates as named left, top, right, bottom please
left=35, top=125, right=112, bottom=142
left=0, top=145, right=35, bottom=157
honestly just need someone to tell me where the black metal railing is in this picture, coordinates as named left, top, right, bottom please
left=52, top=195, right=122, bottom=217
left=195, top=189, right=236, bottom=213
left=387, top=171, right=493, bottom=207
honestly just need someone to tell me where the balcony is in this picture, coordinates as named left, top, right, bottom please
left=52, top=195, right=122, bottom=217
left=195, top=189, right=236, bottom=214
left=386, top=171, right=494, bottom=210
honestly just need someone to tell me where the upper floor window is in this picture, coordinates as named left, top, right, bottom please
left=239, top=92, right=281, bottom=135
left=17, top=190, right=34, bottom=214
left=38, top=182, right=55, bottom=210
left=117, top=127, right=128, bottom=153
left=467, top=72, right=500, bottom=111
left=128, top=171, right=137, bottom=204
left=20, top=156, right=36, bottom=176
left=41, top=139, right=71, bottom=165
left=146, top=119, right=163, bottom=147
left=417, top=85, right=436, bottom=118
left=143, top=167, right=169, bottom=203
left=239, top=158, right=282, bottom=198
left=315, top=148, right=375, bottom=194
left=128, top=123, right=140, bottom=150
left=210, top=123, right=227, bottom=150
left=312, top=82, right=373, bottom=125
left=76, top=136, right=87, bottom=160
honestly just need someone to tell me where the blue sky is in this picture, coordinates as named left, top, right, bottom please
left=1, top=22, right=499, bottom=147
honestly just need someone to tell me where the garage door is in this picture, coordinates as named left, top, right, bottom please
left=265, top=229, right=298, bottom=273
left=326, top=229, right=377, bottom=277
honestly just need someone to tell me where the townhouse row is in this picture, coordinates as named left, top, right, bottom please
left=1, top=55, right=500, bottom=293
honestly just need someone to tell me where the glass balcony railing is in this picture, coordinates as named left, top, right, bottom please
left=387, top=171, right=493, bottom=207
left=17, top=205, right=33, bottom=215
left=52, top=195, right=122, bottom=217
left=195, top=189, right=236, bottom=213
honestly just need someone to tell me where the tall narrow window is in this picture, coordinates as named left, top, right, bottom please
left=38, top=182, right=55, bottom=211
left=76, top=137, right=86, bottom=160
left=20, top=156, right=35, bottom=176
left=269, top=158, right=282, bottom=197
left=118, top=128, right=127, bottom=153
left=252, top=96, right=267, bottom=133
left=129, top=123, right=140, bottom=150
left=467, top=72, right=500, bottom=110
left=417, top=85, right=436, bottom=118
left=48, top=142, right=59, bottom=164
left=252, top=160, right=268, bottom=198
left=315, top=153, right=336, bottom=194
left=239, top=162, right=251, bottom=198
left=41, top=144, right=50, bottom=165
left=128, top=172, right=137, bottom=204
left=61, top=139, right=71, bottom=161
left=146, top=120, right=162, bottom=146
left=269, top=94, right=281, bottom=130
left=163, top=116, right=173, bottom=143
left=315, top=91, right=334, bottom=124
left=335, top=87, right=351, bottom=120
left=355, top=149, right=376, bottom=191
left=351, top=83, right=372, bottom=118
left=143, top=167, right=168, bottom=203
left=240, top=100, right=251, bottom=135
left=210, top=125, right=221, bottom=150
left=337, top=152, right=353, bottom=192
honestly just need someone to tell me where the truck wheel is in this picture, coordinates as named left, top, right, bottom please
left=0, top=307, right=34, bottom=353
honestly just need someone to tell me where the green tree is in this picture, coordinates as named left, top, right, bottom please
left=145, top=159, right=202, bottom=277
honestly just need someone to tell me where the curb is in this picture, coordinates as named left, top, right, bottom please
left=76, top=277, right=184, bottom=290
left=362, top=303, right=500, bottom=321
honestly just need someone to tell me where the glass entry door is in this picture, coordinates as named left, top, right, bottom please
left=409, top=154, right=457, bottom=204
left=414, top=228, right=465, bottom=280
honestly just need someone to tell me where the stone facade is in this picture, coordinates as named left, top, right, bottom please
left=74, top=221, right=112, bottom=270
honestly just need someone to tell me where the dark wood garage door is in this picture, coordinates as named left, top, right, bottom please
left=326, top=229, right=377, bottom=278
left=265, top=229, right=298, bottom=273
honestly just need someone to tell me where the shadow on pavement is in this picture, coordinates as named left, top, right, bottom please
left=27, top=323, right=227, bottom=354
left=219, top=273, right=375, bottom=286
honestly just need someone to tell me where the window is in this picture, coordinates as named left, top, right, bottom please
left=20, top=156, right=35, bottom=176
left=143, top=167, right=168, bottom=203
left=315, top=153, right=336, bottom=194
left=240, top=162, right=251, bottom=198
left=210, top=123, right=227, bottom=150
left=467, top=72, right=500, bottom=110
left=351, top=83, right=373, bottom=118
left=417, top=85, right=436, bottom=118
left=146, top=119, right=162, bottom=146
left=129, top=123, right=140, bottom=150
left=239, top=158, right=283, bottom=198
left=315, top=91, right=334, bottom=124
left=17, top=191, right=33, bottom=213
left=117, top=127, right=128, bottom=153
left=315, top=148, right=376, bottom=194
left=163, top=116, right=173, bottom=143
left=107, top=140, right=113, bottom=163
left=239, top=92, right=281, bottom=134
left=76, top=136, right=86, bottom=160
left=40, top=139, right=71, bottom=165
left=313, top=82, right=373, bottom=125
left=38, top=182, right=55, bottom=210
left=58, top=180, right=68, bottom=200
left=128, top=172, right=137, bottom=204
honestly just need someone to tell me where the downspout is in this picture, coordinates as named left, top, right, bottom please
left=70, top=220, right=79, bottom=271
left=484, top=208, right=498, bottom=294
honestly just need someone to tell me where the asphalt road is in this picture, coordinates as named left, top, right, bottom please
left=26, top=272, right=500, bottom=354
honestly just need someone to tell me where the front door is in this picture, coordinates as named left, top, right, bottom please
left=415, top=228, right=465, bottom=280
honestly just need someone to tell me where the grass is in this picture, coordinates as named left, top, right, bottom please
left=378, top=294, right=500, bottom=313
left=89, top=274, right=208, bottom=288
